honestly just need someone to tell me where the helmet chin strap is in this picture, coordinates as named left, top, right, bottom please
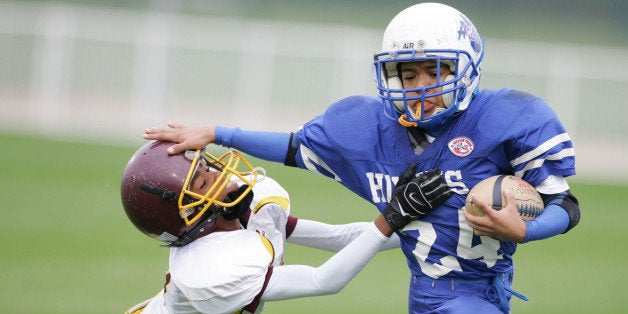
left=218, top=184, right=254, bottom=220
left=167, top=211, right=219, bottom=247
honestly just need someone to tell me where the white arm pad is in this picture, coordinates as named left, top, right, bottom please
left=288, top=219, right=400, bottom=252
left=262, top=222, right=388, bottom=301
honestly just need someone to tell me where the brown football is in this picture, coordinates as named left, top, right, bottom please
left=465, top=175, right=544, bottom=221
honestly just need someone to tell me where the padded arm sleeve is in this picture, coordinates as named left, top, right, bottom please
left=522, top=204, right=569, bottom=243
left=261, top=222, right=388, bottom=301
left=288, top=219, right=400, bottom=252
left=522, top=190, right=581, bottom=243
left=215, top=126, right=291, bottom=163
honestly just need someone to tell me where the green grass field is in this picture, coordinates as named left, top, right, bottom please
left=1, top=132, right=626, bottom=313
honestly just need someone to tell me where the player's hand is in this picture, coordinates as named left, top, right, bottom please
left=383, top=165, right=453, bottom=230
left=143, top=122, right=215, bottom=154
left=463, top=190, right=527, bottom=242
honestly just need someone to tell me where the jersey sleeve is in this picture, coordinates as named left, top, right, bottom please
left=246, top=177, right=291, bottom=266
left=247, top=203, right=289, bottom=266
left=293, top=97, right=358, bottom=180
left=294, top=95, right=401, bottom=194
left=483, top=90, right=576, bottom=188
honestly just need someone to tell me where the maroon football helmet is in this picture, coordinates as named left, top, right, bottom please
left=120, top=141, right=260, bottom=246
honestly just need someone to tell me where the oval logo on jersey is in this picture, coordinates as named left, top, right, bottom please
left=448, top=136, right=474, bottom=157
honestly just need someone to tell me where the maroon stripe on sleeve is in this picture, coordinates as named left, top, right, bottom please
left=285, top=215, right=299, bottom=238
left=243, top=266, right=274, bottom=313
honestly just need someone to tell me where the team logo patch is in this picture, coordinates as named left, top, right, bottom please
left=448, top=136, right=474, bottom=157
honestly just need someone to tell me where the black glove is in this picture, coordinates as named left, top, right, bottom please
left=383, top=165, right=453, bottom=230
left=218, top=185, right=254, bottom=220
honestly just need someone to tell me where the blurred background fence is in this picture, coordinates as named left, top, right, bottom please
left=1, top=0, right=627, bottom=183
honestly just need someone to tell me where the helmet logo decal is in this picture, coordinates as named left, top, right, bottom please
left=448, top=136, right=474, bottom=157
left=457, top=15, right=481, bottom=53
left=390, top=40, right=423, bottom=51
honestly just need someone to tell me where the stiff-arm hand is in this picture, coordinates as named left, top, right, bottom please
left=143, top=122, right=215, bottom=154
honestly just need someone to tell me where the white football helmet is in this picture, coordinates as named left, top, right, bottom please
left=374, top=3, right=485, bottom=131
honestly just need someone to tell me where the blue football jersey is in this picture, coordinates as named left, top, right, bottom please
left=294, top=89, right=575, bottom=279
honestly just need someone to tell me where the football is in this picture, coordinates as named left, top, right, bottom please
left=465, top=175, right=544, bottom=221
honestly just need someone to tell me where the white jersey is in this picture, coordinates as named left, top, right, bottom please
left=131, top=177, right=290, bottom=314
left=126, top=176, right=396, bottom=314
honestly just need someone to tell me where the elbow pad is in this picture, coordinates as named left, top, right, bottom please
left=541, top=190, right=580, bottom=233
left=560, top=191, right=580, bottom=232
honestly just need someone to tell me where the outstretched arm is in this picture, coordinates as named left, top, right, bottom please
left=262, top=216, right=393, bottom=301
left=287, top=219, right=400, bottom=252
left=143, top=122, right=291, bottom=163
left=261, top=167, right=452, bottom=301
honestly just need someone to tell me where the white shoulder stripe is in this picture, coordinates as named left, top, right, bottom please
left=514, top=147, right=575, bottom=177
left=299, top=144, right=341, bottom=181
left=548, top=147, right=575, bottom=161
left=510, top=133, right=571, bottom=167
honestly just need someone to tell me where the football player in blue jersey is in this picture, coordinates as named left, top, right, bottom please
left=144, top=2, right=581, bottom=313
